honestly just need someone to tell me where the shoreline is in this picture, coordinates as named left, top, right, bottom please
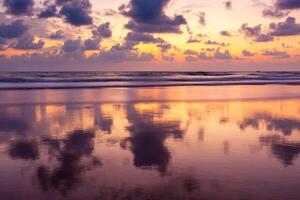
left=1, top=81, right=300, bottom=91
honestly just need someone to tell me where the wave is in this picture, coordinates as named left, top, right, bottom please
left=0, top=71, right=300, bottom=89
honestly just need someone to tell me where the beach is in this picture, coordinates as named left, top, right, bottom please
left=1, top=0, right=300, bottom=198
left=0, top=84, right=300, bottom=200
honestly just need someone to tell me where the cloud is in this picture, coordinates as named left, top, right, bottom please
left=3, top=0, right=34, bottom=16
left=255, top=34, right=274, bottom=42
left=205, top=40, right=229, bottom=47
left=82, top=38, right=100, bottom=50
left=214, top=48, right=233, bottom=60
left=98, top=48, right=154, bottom=63
left=39, top=4, right=57, bottom=18
left=185, top=55, right=198, bottom=62
left=242, top=49, right=255, bottom=57
left=198, top=12, right=206, bottom=26
left=262, top=49, right=290, bottom=58
left=203, top=47, right=215, bottom=52
left=185, top=51, right=212, bottom=61
left=59, top=0, right=93, bottom=26
left=120, top=0, right=186, bottom=33
left=84, top=39, right=155, bottom=63
left=162, top=54, right=175, bottom=61
left=125, top=32, right=164, bottom=43
left=269, top=17, right=300, bottom=36
left=184, top=49, right=198, bottom=55
left=240, top=23, right=273, bottom=42
left=79, top=22, right=112, bottom=50
left=220, top=30, right=232, bottom=36
left=262, top=7, right=289, bottom=18
left=92, top=22, right=112, bottom=38
left=184, top=48, right=234, bottom=61
left=48, top=30, right=65, bottom=40
left=38, top=0, right=94, bottom=26
left=240, top=23, right=262, bottom=37
left=0, top=20, right=28, bottom=39
left=198, top=52, right=212, bottom=60
left=124, top=17, right=186, bottom=33
left=62, top=39, right=81, bottom=52
left=13, top=35, right=45, bottom=50
left=157, top=42, right=172, bottom=52
left=225, top=1, right=232, bottom=10
left=275, top=0, right=300, bottom=9
left=186, top=37, right=201, bottom=43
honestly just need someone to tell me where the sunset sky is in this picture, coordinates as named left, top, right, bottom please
left=0, top=0, right=300, bottom=71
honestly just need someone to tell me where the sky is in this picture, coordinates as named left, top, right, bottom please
left=0, top=0, right=300, bottom=71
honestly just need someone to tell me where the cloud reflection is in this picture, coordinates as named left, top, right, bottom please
left=240, top=113, right=300, bottom=135
left=123, top=104, right=184, bottom=174
left=0, top=99, right=300, bottom=199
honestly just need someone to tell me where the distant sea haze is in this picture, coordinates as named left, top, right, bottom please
left=0, top=71, right=300, bottom=90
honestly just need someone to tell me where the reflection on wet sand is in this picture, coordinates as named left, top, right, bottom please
left=1, top=98, right=300, bottom=199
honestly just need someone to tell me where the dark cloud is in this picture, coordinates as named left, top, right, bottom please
left=81, top=22, right=112, bottom=50
left=262, top=49, right=290, bottom=58
left=96, top=41, right=154, bottom=63
left=242, top=49, right=255, bottom=57
left=184, top=48, right=233, bottom=61
left=98, top=48, right=154, bottom=63
left=184, top=49, right=198, bottom=55
left=205, top=40, right=229, bottom=47
left=59, top=0, right=93, bottom=26
left=125, top=32, right=164, bottom=43
left=262, top=7, right=289, bottom=18
left=240, top=23, right=273, bottom=42
left=92, top=22, right=112, bottom=38
left=156, top=42, right=172, bottom=52
left=255, top=34, right=274, bottom=42
left=275, top=0, right=300, bottom=9
left=240, top=23, right=262, bottom=37
left=186, top=37, right=201, bottom=43
left=124, top=17, right=186, bottom=33
left=0, top=20, right=28, bottom=39
left=3, top=0, right=34, bottom=16
left=39, top=4, right=57, bottom=18
left=214, top=48, right=233, bottom=60
left=269, top=17, right=300, bottom=36
left=63, top=39, right=81, bottom=52
left=220, top=30, right=232, bottom=36
left=38, top=0, right=94, bottom=26
left=225, top=1, right=232, bottom=10
left=13, top=35, right=45, bottom=50
left=48, top=30, right=65, bottom=40
left=83, top=38, right=100, bottom=50
left=120, top=0, right=186, bottom=33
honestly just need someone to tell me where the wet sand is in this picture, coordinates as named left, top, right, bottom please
left=0, top=85, right=300, bottom=200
